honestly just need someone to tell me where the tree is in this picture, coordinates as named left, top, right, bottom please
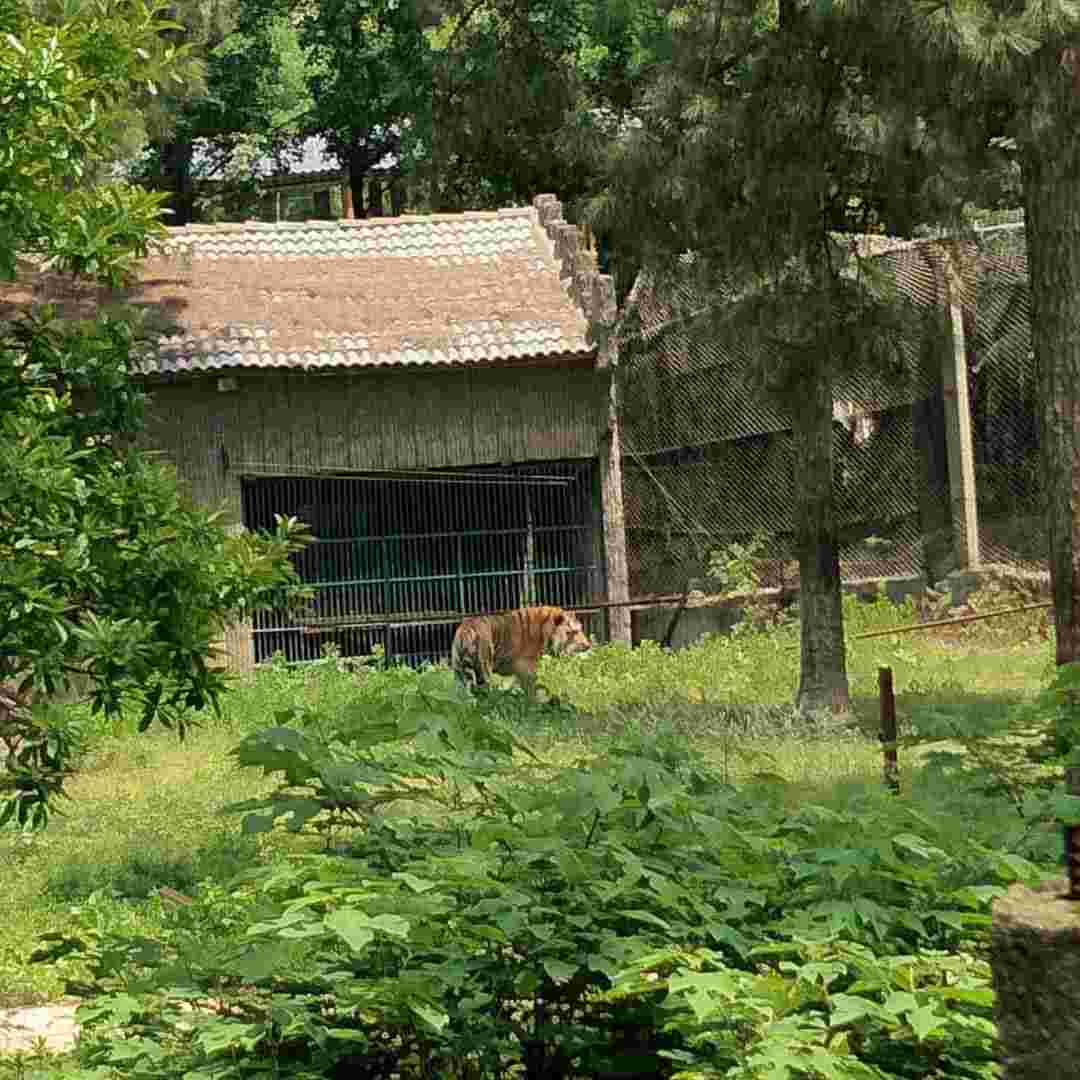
left=286, top=0, right=431, bottom=216
left=592, top=1, right=937, bottom=715
left=424, top=0, right=671, bottom=210
left=0, top=0, right=310, bottom=827
left=123, top=0, right=315, bottom=224
left=0, top=0, right=191, bottom=280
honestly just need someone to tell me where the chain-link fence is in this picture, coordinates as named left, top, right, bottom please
left=617, top=221, right=1039, bottom=599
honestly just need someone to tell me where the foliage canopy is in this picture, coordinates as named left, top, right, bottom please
left=0, top=0, right=310, bottom=828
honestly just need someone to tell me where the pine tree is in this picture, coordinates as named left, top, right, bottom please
left=592, top=1, right=939, bottom=715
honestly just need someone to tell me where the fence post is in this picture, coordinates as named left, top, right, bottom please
left=878, top=666, right=900, bottom=793
left=600, top=361, right=632, bottom=643
left=936, top=244, right=981, bottom=570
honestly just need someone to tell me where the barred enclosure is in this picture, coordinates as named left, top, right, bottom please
left=618, top=222, right=1038, bottom=597
left=241, top=462, right=603, bottom=667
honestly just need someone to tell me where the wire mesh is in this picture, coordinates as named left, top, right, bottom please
left=618, top=225, right=1040, bottom=598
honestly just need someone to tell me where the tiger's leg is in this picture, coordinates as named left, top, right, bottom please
left=471, top=635, right=495, bottom=692
left=453, top=628, right=489, bottom=692
left=511, top=657, right=539, bottom=703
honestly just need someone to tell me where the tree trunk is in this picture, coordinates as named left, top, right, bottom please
left=790, top=375, right=851, bottom=716
left=1020, top=107, right=1080, bottom=665
left=347, top=144, right=368, bottom=221
left=160, top=140, right=194, bottom=227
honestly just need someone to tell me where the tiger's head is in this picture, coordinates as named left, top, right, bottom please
left=548, top=610, right=592, bottom=659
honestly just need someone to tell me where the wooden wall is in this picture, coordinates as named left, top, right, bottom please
left=140, top=362, right=604, bottom=672
left=140, top=362, right=602, bottom=524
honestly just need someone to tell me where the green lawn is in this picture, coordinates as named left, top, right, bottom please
left=0, top=591, right=1059, bottom=1010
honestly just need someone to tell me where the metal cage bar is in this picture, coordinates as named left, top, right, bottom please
left=241, top=461, right=602, bottom=667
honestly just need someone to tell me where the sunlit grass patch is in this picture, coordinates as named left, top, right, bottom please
left=0, top=591, right=1059, bottom=1013
left=0, top=727, right=278, bottom=1007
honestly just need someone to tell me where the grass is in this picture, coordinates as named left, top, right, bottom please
left=0, top=727, right=280, bottom=1008
left=0, top=588, right=1061, bottom=1011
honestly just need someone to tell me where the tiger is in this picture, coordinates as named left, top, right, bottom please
left=450, top=605, right=592, bottom=701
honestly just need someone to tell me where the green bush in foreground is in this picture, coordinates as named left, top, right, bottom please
left=32, top=666, right=1052, bottom=1080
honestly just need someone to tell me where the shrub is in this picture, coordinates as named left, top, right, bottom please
left=37, top=668, right=1045, bottom=1080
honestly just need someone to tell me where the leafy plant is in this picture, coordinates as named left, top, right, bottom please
left=34, top=666, right=1047, bottom=1080
left=707, top=530, right=769, bottom=596
left=0, top=0, right=314, bottom=828
left=1039, top=662, right=1080, bottom=762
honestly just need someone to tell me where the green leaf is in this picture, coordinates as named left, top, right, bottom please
left=324, top=910, right=375, bottom=953
left=668, top=969, right=740, bottom=1013
left=620, top=909, right=672, bottom=930
left=367, top=913, right=411, bottom=939
left=231, top=944, right=294, bottom=981
left=241, top=814, right=276, bottom=835
left=393, top=872, right=438, bottom=893
left=892, top=833, right=950, bottom=862
left=882, top=990, right=918, bottom=1017
left=829, top=993, right=876, bottom=1027
left=410, top=1002, right=449, bottom=1033
left=908, top=1003, right=946, bottom=1041
left=543, top=958, right=579, bottom=983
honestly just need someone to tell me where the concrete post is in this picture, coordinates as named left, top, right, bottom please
left=937, top=244, right=981, bottom=570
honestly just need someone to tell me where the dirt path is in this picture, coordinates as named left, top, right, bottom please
left=0, top=1001, right=80, bottom=1055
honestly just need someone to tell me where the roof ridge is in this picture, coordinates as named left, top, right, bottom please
left=162, top=206, right=534, bottom=238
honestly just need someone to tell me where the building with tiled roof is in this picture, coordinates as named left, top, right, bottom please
left=191, top=134, right=402, bottom=222
left=144, top=206, right=594, bottom=374
left=5, top=194, right=631, bottom=669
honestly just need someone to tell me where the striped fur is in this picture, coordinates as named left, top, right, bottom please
left=450, top=605, right=591, bottom=700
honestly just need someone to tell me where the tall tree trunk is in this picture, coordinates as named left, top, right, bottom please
left=1021, top=131, right=1080, bottom=664
left=347, top=142, right=368, bottom=221
left=160, top=140, right=194, bottom=227
left=790, top=374, right=851, bottom=715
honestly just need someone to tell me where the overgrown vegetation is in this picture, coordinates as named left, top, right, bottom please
left=1, top=596, right=1069, bottom=1079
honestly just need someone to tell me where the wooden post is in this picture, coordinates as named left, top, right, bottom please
left=601, top=372, right=631, bottom=643
left=878, top=665, right=900, bottom=793
left=534, top=194, right=631, bottom=644
left=937, top=245, right=981, bottom=570
left=341, top=182, right=354, bottom=220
